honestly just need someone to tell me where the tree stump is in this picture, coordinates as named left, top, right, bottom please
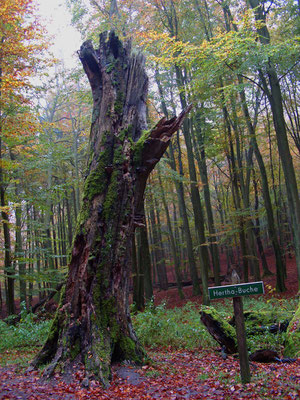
left=31, top=31, right=190, bottom=386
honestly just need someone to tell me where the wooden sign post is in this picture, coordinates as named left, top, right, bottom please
left=208, top=274, right=264, bottom=385
left=233, top=294, right=251, bottom=384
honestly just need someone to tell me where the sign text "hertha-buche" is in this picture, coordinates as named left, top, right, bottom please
left=208, top=281, right=264, bottom=300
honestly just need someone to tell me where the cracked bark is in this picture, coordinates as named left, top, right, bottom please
left=31, top=31, right=190, bottom=386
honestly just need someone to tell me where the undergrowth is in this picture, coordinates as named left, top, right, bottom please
left=132, top=296, right=298, bottom=354
left=0, top=303, right=51, bottom=353
left=132, top=301, right=215, bottom=349
left=0, top=296, right=297, bottom=360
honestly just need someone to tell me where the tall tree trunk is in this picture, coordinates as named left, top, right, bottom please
left=148, top=191, right=168, bottom=290
left=169, top=140, right=201, bottom=295
left=132, top=232, right=144, bottom=311
left=219, top=0, right=288, bottom=287
left=221, top=94, right=249, bottom=281
left=155, top=70, right=200, bottom=295
left=175, top=66, right=210, bottom=304
left=238, top=78, right=285, bottom=289
left=228, top=92, right=261, bottom=281
left=32, top=32, right=190, bottom=385
left=0, top=140, right=14, bottom=315
left=146, top=210, right=157, bottom=285
left=253, top=173, right=272, bottom=277
left=154, top=197, right=169, bottom=290
left=158, top=168, right=184, bottom=299
left=137, top=202, right=153, bottom=301
left=51, top=208, right=59, bottom=270
left=0, top=61, right=14, bottom=314
left=59, top=201, right=68, bottom=267
left=135, top=229, right=145, bottom=308
left=192, top=112, right=221, bottom=285
left=65, top=196, right=73, bottom=248
left=26, top=205, right=33, bottom=308
left=248, top=0, right=300, bottom=289
left=33, top=206, right=42, bottom=300
left=15, top=185, right=27, bottom=305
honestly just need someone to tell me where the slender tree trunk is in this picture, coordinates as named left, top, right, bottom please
left=148, top=191, right=168, bottom=290
left=238, top=82, right=285, bottom=289
left=65, top=196, right=73, bottom=248
left=0, top=140, right=14, bottom=315
left=72, top=187, right=78, bottom=220
left=0, top=61, right=14, bottom=313
left=175, top=66, right=209, bottom=304
left=59, top=201, right=68, bottom=266
left=158, top=168, right=184, bottom=299
left=51, top=209, right=59, bottom=270
left=154, top=197, right=169, bottom=289
left=72, top=128, right=81, bottom=215
left=192, top=113, right=220, bottom=285
left=33, top=206, right=42, bottom=300
left=26, top=205, right=33, bottom=307
left=253, top=174, right=273, bottom=276
left=222, top=95, right=249, bottom=281
left=155, top=70, right=200, bottom=295
left=137, top=202, right=153, bottom=301
left=32, top=32, right=190, bottom=385
left=132, top=232, right=144, bottom=311
left=146, top=211, right=157, bottom=285
left=169, top=141, right=201, bottom=295
left=15, top=186, right=27, bottom=305
left=135, top=229, right=145, bottom=308
left=228, top=92, right=261, bottom=281
left=248, top=0, right=300, bottom=289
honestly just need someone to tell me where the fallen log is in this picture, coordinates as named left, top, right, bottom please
left=200, top=307, right=237, bottom=354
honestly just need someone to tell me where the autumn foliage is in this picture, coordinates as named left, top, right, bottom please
left=0, top=0, right=51, bottom=146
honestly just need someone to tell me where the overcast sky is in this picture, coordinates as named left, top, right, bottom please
left=35, top=0, right=82, bottom=69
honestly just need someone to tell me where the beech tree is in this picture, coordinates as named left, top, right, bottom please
left=0, top=0, right=50, bottom=314
left=32, top=31, right=190, bottom=385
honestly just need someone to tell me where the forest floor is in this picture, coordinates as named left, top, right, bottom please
left=0, top=347, right=299, bottom=399
left=0, top=251, right=299, bottom=399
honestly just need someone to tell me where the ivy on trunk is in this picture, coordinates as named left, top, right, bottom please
left=31, top=31, right=190, bottom=386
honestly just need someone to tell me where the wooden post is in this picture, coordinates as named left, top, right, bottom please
left=232, top=270, right=251, bottom=384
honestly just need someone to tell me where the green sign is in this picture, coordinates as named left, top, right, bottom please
left=208, top=281, right=264, bottom=300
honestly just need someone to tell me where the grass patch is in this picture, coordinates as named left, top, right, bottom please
left=132, top=301, right=215, bottom=349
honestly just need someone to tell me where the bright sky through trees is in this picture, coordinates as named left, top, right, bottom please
left=35, top=0, right=81, bottom=68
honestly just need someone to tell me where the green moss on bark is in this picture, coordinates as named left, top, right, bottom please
left=103, top=170, right=119, bottom=221
left=118, top=125, right=132, bottom=142
left=85, top=326, right=112, bottom=385
left=201, top=305, right=237, bottom=350
left=133, top=129, right=150, bottom=165
left=284, top=302, right=300, bottom=358
left=117, top=335, right=143, bottom=363
left=84, top=150, right=110, bottom=202
left=202, top=306, right=237, bottom=339
left=114, top=90, right=124, bottom=115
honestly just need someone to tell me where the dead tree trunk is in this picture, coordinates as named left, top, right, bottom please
left=32, top=31, right=190, bottom=386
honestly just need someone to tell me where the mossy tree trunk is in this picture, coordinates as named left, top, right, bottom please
left=32, top=31, right=190, bottom=386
